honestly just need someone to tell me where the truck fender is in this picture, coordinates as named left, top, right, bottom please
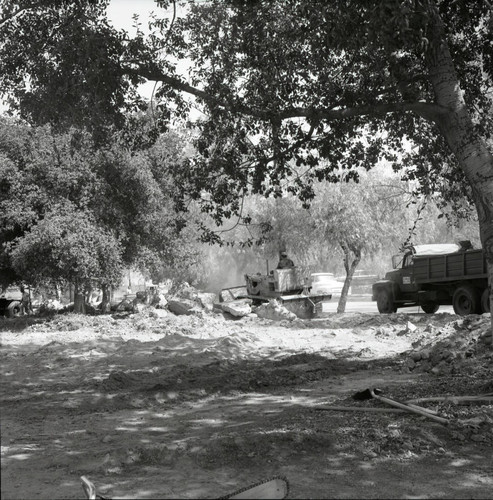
left=372, top=280, right=399, bottom=302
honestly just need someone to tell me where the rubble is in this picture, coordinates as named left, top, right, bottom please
left=151, top=293, right=167, bottom=309
left=163, top=282, right=218, bottom=316
left=255, top=300, right=297, bottom=322
left=149, top=308, right=168, bottom=319
left=405, top=314, right=492, bottom=376
left=170, top=281, right=199, bottom=301
left=196, top=292, right=217, bottom=312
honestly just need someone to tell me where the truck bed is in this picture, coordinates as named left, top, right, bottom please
left=413, top=249, right=487, bottom=283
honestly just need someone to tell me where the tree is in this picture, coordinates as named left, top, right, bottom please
left=249, top=167, right=422, bottom=312
left=0, top=119, right=102, bottom=296
left=10, top=208, right=123, bottom=313
left=0, top=0, right=146, bottom=142
left=0, top=118, right=205, bottom=310
left=310, top=177, right=404, bottom=312
left=0, top=1, right=492, bottom=322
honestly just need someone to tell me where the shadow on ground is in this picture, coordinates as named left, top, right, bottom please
left=1, top=324, right=492, bottom=499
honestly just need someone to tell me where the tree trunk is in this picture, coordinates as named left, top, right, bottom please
left=73, top=281, right=86, bottom=314
left=426, top=8, right=493, bottom=334
left=337, top=244, right=361, bottom=313
left=101, top=284, right=111, bottom=313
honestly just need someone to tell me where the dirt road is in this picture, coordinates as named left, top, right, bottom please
left=1, top=309, right=492, bottom=499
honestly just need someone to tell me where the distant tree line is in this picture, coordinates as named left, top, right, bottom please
left=0, top=116, right=205, bottom=311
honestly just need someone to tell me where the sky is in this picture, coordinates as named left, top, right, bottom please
left=106, top=0, right=170, bottom=99
left=106, top=0, right=160, bottom=32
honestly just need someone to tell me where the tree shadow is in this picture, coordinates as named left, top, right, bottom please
left=1, top=335, right=492, bottom=499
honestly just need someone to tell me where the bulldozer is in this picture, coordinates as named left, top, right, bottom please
left=222, top=267, right=332, bottom=319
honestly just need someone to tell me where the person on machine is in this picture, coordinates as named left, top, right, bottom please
left=277, top=251, right=295, bottom=269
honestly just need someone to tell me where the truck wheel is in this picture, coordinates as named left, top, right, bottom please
left=481, top=289, right=490, bottom=313
left=376, top=289, right=397, bottom=313
left=452, top=286, right=480, bottom=315
left=8, top=306, right=21, bottom=318
left=421, top=302, right=439, bottom=314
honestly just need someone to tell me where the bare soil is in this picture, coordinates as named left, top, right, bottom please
left=1, top=309, right=492, bottom=499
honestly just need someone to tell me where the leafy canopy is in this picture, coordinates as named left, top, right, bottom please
left=10, top=207, right=123, bottom=288
left=1, top=1, right=491, bottom=236
left=156, top=0, right=492, bottom=225
left=0, top=117, right=203, bottom=288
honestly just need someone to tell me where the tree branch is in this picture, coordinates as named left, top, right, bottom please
left=0, top=1, right=44, bottom=27
left=280, top=101, right=448, bottom=123
left=129, top=65, right=449, bottom=125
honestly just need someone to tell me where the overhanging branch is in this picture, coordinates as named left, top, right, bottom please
left=130, top=65, right=448, bottom=125
left=280, top=101, right=448, bottom=123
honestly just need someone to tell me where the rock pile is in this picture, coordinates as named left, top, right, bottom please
left=406, top=314, right=492, bottom=375
left=113, top=281, right=218, bottom=317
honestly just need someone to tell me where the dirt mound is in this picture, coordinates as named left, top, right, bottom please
left=405, top=314, right=492, bottom=377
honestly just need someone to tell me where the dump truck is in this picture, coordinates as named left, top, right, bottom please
left=224, top=267, right=332, bottom=319
left=372, top=242, right=490, bottom=315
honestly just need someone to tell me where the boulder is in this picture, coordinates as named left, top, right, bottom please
left=406, top=358, right=416, bottom=371
left=220, top=300, right=252, bottom=317
left=167, top=298, right=197, bottom=316
left=420, top=348, right=431, bottom=360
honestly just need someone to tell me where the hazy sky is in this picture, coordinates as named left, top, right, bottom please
left=106, top=0, right=159, bottom=32
left=107, top=0, right=169, bottom=99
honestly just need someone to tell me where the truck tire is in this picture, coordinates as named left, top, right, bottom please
left=376, top=289, right=397, bottom=314
left=452, top=286, right=481, bottom=315
left=481, top=289, right=490, bottom=313
left=421, top=302, right=439, bottom=314
left=7, top=302, right=21, bottom=318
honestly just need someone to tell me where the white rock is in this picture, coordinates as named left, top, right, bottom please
left=220, top=300, right=252, bottom=317
left=406, top=321, right=417, bottom=333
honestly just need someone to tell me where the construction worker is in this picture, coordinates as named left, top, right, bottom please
left=20, top=285, right=32, bottom=315
left=277, top=251, right=295, bottom=269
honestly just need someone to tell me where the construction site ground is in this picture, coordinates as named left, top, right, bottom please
left=1, top=304, right=492, bottom=499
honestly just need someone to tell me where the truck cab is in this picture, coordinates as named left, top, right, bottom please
left=372, top=247, right=425, bottom=313
left=389, top=251, right=420, bottom=294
